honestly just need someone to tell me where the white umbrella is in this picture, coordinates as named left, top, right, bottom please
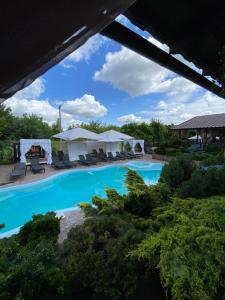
left=52, top=127, right=101, bottom=141
left=188, top=135, right=202, bottom=140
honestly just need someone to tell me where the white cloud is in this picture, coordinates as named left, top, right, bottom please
left=62, top=94, right=107, bottom=118
left=94, top=37, right=200, bottom=98
left=140, top=92, right=225, bottom=125
left=61, top=34, right=106, bottom=67
left=4, top=79, right=106, bottom=129
left=117, top=113, right=143, bottom=123
left=14, top=78, right=45, bottom=100
left=5, top=97, right=80, bottom=129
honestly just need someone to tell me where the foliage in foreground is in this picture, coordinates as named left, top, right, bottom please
left=0, top=212, right=63, bottom=300
left=131, top=196, right=225, bottom=300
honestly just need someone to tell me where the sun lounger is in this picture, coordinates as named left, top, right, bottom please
left=85, top=154, right=99, bottom=164
left=10, top=168, right=26, bottom=179
left=116, top=152, right=126, bottom=160
left=78, top=155, right=96, bottom=166
left=107, top=152, right=118, bottom=161
left=10, top=162, right=26, bottom=179
left=62, top=154, right=74, bottom=168
left=130, top=150, right=143, bottom=158
left=52, top=156, right=66, bottom=169
left=30, top=157, right=45, bottom=173
left=121, top=151, right=134, bottom=159
left=98, top=148, right=109, bottom=162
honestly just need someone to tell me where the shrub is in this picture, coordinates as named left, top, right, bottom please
left=178, top=166, right=225, bottom=198
left=160, top=156, right=196, bottom=189
left=0, top=213, right=64, bottom=300
left=201, top=152, right=225, bottom=166
left=131, top=197, right=225, bottom=300
left=60, top=216, right=165, bottom=300
left=1, top=145, right=13, bottom=163
left=18, top=212, right=60, bottom=245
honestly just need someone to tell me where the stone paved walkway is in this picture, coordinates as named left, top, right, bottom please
left=58, top=209, right=85, bottom=243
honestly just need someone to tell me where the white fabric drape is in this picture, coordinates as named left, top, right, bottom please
left=126, top=139, right=145, bottom=154
left=20, top=139, right=52, bottom=164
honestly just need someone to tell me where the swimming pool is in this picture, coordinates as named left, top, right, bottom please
left=0, top=161, right=163, bottom=235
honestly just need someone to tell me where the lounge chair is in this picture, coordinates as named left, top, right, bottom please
left=98, top=148, right=108, bottom=162
left=78, top=155, right=96, bottom=166
left=62, top=154, right=74, bottom=168
left=130, top=150, right=143, bottom=158
left=10, top=163, right=26, bottom=179
left=116, top=151, right=126, bottom=160
left=107, top=152, right=118, bottom=161
left=30, top=157, right=45, bottom=173
left=85, top=154, right=99, bottom=164
left=121, top=151, right=134, bottom=159
left=52, top=156, right=65, bottom=169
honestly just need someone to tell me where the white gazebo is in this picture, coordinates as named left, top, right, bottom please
left=20, top=139, right=52, bottom=164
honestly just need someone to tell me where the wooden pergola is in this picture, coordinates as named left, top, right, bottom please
left=174, top=113, right=225, bottom=144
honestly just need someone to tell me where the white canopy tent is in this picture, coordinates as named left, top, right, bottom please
left=53, top=127, right=101, bottom=141
left=20, top=139, right=52, bottom=164
left=53, top=128, right=145, bottom=160
left=98, top=129, right=133, bottom=140
left=53, top=127, right=102, bottom=161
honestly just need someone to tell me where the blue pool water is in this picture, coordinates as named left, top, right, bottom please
left=0, top=161, right=163, bottom=234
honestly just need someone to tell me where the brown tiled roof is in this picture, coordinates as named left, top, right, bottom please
left=174, top=113, right=225, bottom=129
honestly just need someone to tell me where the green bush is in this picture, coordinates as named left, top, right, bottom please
left=132, top=196, right=225, bottom=300
left=179, top=167, right=225, bottom=198
left=160, top=156, right=196, bottom=189
left=0, top=213, right=64, bottom=300
left=18, top=212, right=60, bottom=245
left=201, top=152, right=225, bottom=166
left=1, top=145, right=13, bottom=163
left=60, top=215, right=165, bottom=300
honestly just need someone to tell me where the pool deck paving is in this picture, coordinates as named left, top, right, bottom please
left=0, top=155, right=162, bottom=241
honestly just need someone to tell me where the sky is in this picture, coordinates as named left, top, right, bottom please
left=4, top=15, right=225, bottom=129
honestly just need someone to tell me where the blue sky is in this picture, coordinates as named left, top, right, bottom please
left=5, top=15, right=225, bottom=128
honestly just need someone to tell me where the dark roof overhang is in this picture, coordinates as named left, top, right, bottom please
left=1, top=0, right=225, bottom=102
left=102, top=21, right=225, bottom=99
left=0, top=0, right=134, bottom=103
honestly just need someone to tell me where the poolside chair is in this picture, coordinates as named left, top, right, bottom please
left=62, top=154, right=74, bottom=168
left=30, top=157, right=45, bottom=173
left=116, top=151, right=126, bottom=160
left=52, top=156, right=66, bottom=169
left=121, top=151, right=133, bottom=159
left=130, top=150, right=143, bottom=158
left=78, top=155, right=96, bottom=166
left=10, top=162, right=26, bottom=179
left=85, top=154, right=99, bottom=164
left=98, top=148, right=108, bottom=162
left=107, top=152, right=118, bottom=161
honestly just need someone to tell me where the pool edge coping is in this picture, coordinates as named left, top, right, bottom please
left=0, top=160, right=164, bottom=192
